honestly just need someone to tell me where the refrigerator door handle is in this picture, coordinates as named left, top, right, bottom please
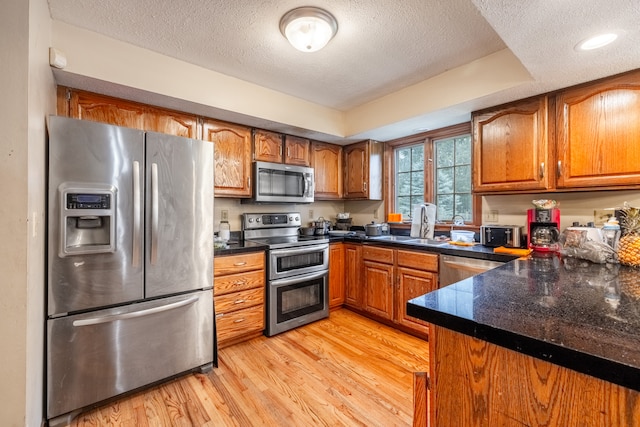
left=72, top=295, right=199, bottom=327
left=150, top=162, right=159, bottom=265
left=132, top=161, right=141, bottom=267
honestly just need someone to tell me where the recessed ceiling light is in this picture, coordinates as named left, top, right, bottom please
left=576, top=33, right=618, bottom=51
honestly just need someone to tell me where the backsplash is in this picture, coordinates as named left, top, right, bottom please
left=215, top=190, right=640, bottom=236
left=214, top=198, right=346, bottom=234
left=482, top=190, right=640, bottom=230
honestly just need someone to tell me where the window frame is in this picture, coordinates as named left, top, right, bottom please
left=384, top=122, right=481, bottom=225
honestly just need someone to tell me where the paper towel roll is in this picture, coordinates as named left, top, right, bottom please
left=410, top=203, right=436, bottom=238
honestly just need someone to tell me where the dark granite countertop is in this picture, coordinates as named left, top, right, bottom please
left=214, top=239, right=268, bottom=256
left=407, top=253, right=640, bottom=391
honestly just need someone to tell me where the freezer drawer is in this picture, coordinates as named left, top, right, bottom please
left=47, top=290, right=214, bottom=421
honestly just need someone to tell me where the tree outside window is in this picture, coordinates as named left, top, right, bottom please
left=434, top=135, right=472, bottom=221
left=395, top=144, right=424, bottom=219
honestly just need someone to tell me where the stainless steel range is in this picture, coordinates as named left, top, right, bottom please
left=243, top=212, right=329, bottom=336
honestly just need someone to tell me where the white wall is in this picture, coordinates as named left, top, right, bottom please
left=0, top=0, right=54, bottom=425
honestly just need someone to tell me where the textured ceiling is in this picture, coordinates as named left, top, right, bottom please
left=48, top=0, right=640, bottom=140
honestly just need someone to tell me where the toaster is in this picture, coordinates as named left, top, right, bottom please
left=480, top=225, right=524, bottom=248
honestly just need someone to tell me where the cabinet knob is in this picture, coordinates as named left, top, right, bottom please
left=233, top=318, right=246, bottom=323
left=234, top=299, right=246, bottom=304
left=539, top=162, right=545, bottom=178
left=557, top=161, right=563, bottom=177
left=234, top=262, right=247, bottom=266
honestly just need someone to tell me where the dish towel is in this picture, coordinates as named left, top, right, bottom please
left=410, top=203, right=437, bottom=239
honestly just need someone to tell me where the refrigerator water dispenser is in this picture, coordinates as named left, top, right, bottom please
left=59, top=183, right=117, bottom=256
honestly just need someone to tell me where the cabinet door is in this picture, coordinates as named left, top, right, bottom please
left=473, top=96, right=551, bottom=193
left=285, top=135, right=310, bottom=166
left=203, top=119, right=252, bottom=197
left=344, top=244, right=362, bottom=308
left=69, top=91, right=146, bottom=130
left=67, top=90, right=198, bottom=138
left=253, top=129, right=283, bottom=163
left=145, top=108, right=198, bottom=138
left=556, top=71, right=640, bottom=188
left=329, top=243, right=345, bottom=309
left=363, top=260, right=394, bottom=321
left=397, top=267, right=436, bottom=334
left=311, top=141, right=343, bottom=199
left=343, top=141, right=369, bottom=199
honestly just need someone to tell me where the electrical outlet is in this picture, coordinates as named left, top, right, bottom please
left=594, top=209, right=612, bottom=226
left=484, top=210, right=499, bottom=223
left=374, top=208, right=379, bottom=219
left=221, top=210, right=228, bottom=221
left=309, top=209, right=314, bottom=219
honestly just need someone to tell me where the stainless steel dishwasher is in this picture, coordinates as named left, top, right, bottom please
left=439, top=254, right=505, bottom=287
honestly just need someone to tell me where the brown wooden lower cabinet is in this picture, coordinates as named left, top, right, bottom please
left=429, top=325, right=640, bottom=426
left=213, top=251, right=265, bottom=348
left=344, top=243, right=363, bottom=308
left=329, top=243, right=345, bottom=309
left=339, top=243, right=437, bottom=337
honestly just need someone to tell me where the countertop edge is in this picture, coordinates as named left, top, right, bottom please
left=406, top=301, right=640, bottom=392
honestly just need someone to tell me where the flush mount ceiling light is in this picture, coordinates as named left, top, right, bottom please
left=280, top=7, right=338, bottom=53
left=576, top=33, right=618, bottom=51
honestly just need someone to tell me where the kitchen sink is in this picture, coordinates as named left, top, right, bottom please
left=404, top=238, right=449, bottom=246
left=367, top=235, right=412, bottom=241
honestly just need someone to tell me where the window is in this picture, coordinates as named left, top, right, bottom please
left=434, top=134, right=472, bottom=221
left=395, top=145, right=424, bottom=219
left=389, top=123, right=474, bottom=223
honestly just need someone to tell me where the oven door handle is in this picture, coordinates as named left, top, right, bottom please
left=269, top=243, right=329, bottom=258
left=270, top=270, right=327, bottom=287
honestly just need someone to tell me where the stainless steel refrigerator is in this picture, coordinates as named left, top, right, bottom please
left=46, top=116, right=215, bottom=426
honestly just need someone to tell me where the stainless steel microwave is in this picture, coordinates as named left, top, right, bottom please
left=251, top=161, right=314, bottom=203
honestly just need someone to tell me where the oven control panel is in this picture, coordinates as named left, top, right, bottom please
left=242, top=212, right=302, bottom=229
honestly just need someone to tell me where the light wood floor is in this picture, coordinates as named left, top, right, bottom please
left=65, top=309, right=430, bottom=426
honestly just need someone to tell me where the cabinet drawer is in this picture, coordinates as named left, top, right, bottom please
left=363, top=246, right=394, bottom=264
left=397, top=250, right=438, bottom=272
left=216, top=306, right=264, bottom=343
left=215, top=288, right=264, bottom=314
left=214, top=251, right=264, bottom=275
left=214, top=270, right=264, bottom=296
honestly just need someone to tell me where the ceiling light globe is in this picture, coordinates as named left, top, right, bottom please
left=280, top=7, right=338, bottom=53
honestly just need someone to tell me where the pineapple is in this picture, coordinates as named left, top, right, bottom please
left=618, top=203, right=640, bottom=267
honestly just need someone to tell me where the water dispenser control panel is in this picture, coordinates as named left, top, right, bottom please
left=66, top=193, right=111, bottom=210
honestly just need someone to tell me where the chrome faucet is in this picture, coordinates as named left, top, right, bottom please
left=451, top=215, right=465, bottom=230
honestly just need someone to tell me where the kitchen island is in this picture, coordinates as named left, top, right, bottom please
left=407, top=253, right=640, bottom=426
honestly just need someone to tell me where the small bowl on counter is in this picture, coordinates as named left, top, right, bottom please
left=451, top=230, right=475, bottom=243
left=299, top=226, right=316, bottom=236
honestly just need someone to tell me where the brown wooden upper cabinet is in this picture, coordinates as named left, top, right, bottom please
left=203, top=119, right=252, bottom=198
left=343, top=140, right=383, bottom=200
left=310, top=141, right=343, bottom=199
left=63, top=88, right=199, bottom=138
left=284, top=135, right=311, bottom=166
left=253, top=129, right=283, bottom=163
left=555, top=69, right=640, bottom=189
left=253, top=130, right=311, bottom=166
left=472, top=96, right=551, bottom=193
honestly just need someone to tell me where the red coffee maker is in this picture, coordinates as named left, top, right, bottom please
left=527, top=207, right=561, bottom=252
